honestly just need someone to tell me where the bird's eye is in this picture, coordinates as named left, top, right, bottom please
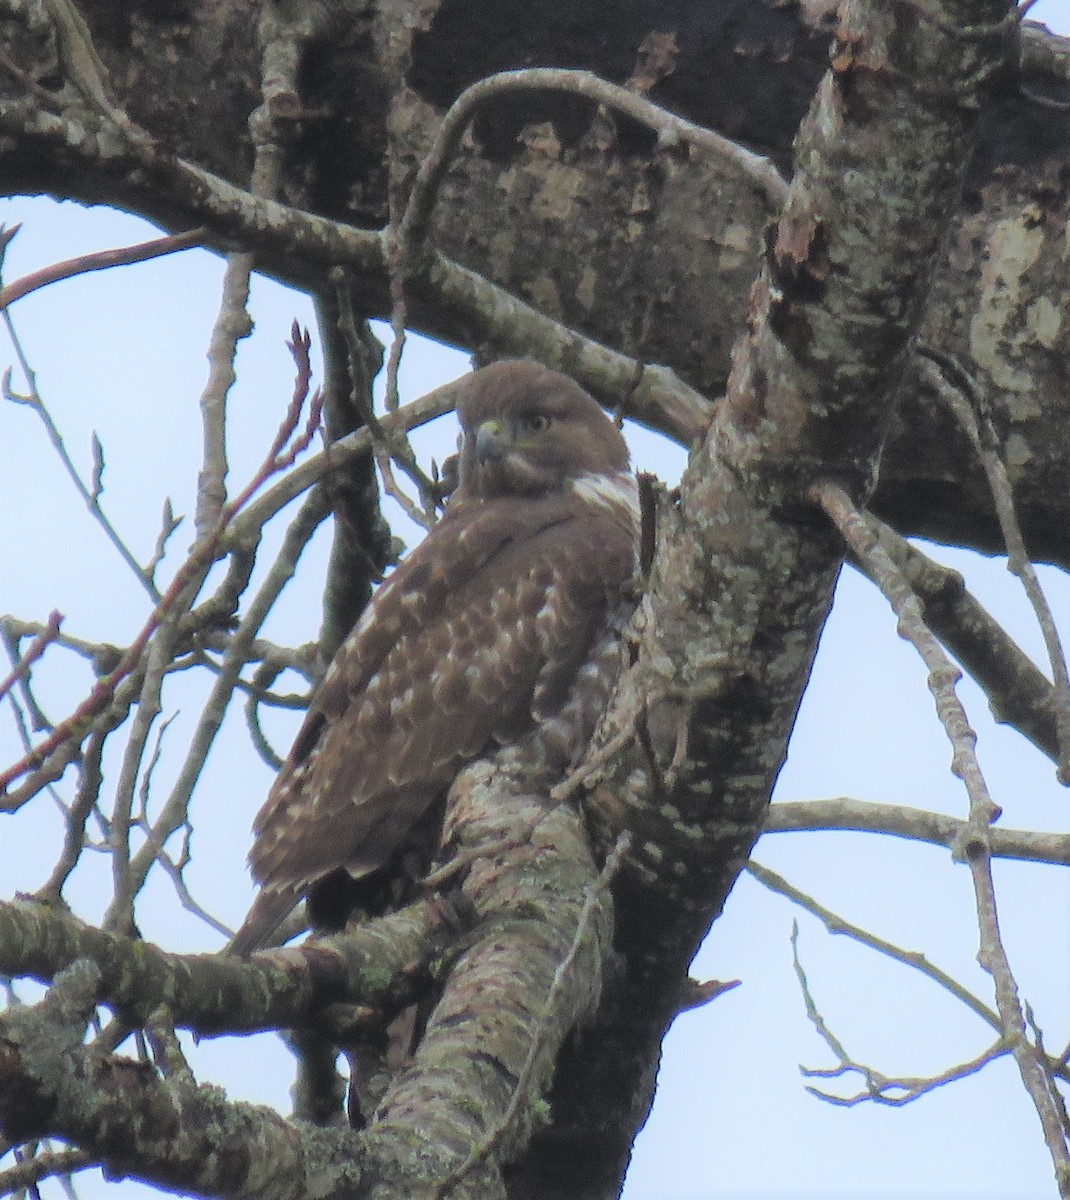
left=522, top=412, right=551, bottom=434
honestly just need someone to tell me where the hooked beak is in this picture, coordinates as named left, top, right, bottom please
left=474, top=419, right=510, bottom=465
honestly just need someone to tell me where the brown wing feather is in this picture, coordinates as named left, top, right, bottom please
left=248, top=491, right=635, bottom=894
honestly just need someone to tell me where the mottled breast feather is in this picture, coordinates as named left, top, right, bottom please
left=249, top=489, right=636, bottom=892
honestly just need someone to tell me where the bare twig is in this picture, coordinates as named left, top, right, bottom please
left=332, top=269, right=438, bottom=528
left=1, top=620, right=55, bottom=736
left=154, top=850, right=235, bottom=940
left=399, top=68, right=787, bottom=270
left=37, top=732, right=106, bottom=903
left=145, top=498, right=184, bottom=588
left=814, top=479, right=1070, bottom=1194
left=748, top=862, right=1001, bottom=1031
left=0, top=1148, right=96, bottom=1196
left=194, top=254, right=252, bottom=536
left=919, top=350, right=1070, bottom=782
left=789, top=920, right=1010, bottom=1107
left=1, top=617, right=122, bottom=676
left=105, top=485, right=330, bottom=929
left=107, top=624, right=182, bottom=934
left=2, top=314, right=161, bottom=600
left=851, top=517, right=1062, bottom=764
left=0, top=228, right=206, bottom=311
left=194, top=68, right=289, bottom=538
left=764, top=798, right=1070, bottom=866
left=384, top=165, right=409, bottom=417
left=0, top=610, right=62, bottom=706
left=0, top=351, right=324, bottom=800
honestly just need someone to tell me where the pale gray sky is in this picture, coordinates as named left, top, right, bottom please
left=2, top=6, right=1069, bottom=1195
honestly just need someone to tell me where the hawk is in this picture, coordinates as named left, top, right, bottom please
left=229, top=359, right=639, bottom=955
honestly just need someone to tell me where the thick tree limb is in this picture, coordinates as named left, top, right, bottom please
left=0, top=94, right=711, bottom=446
left=0, top=961, right=365, bottom=1200
left=4, top=2, right=1069, bottom=558
left=551, top=2, right=1019, bottom=1191
left=361, top=750, right=614, bottom=1199
left=0, top=897, right=449, bottom=1037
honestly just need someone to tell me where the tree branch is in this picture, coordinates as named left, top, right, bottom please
left=765, top=797, right=1070, bottom=865
left=0, top=961, right=365, bottom=1200
left=362, top=748, right=614, bottom=1199
left=399, top=67, right=787, bottom=270
left=852, top=517, right=1064, bottom=767
left=0, top=896, right=450, bottom=1038
left=566, top=1, right=1020, bottom=1187
left=814, top=478, right=1070, bottom=1194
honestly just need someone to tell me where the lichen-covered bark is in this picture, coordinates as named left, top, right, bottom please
left=0, top=896, right=449, bottom=1035
left=361, top=754, right=613, bottom=1199
left=0, top=752, right=610, bottom=1200
left=3, top=0, right=1066, bottom=559
left=0, top=960, right=366, bottom=1200
left=547, top=2, right=1019, bottom=1190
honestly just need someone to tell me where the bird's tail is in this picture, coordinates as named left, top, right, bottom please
left=225, top=887, right=302, bottom=956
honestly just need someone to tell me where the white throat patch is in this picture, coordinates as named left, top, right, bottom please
left=571, top=470, right=640, bottom=525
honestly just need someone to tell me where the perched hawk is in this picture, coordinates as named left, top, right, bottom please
left=229, top=360, right=639, bottom=955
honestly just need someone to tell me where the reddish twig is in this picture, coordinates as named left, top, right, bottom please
left=0, top=228, right=206, bottom=311
left=0, top=331, right=323, bottom=798
left=0, top=611, right=63, bottom=705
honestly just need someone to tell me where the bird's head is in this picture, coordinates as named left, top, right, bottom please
left=454, top=360, right=630, bottom=500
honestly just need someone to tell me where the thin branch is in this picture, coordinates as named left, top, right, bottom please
left=0, top=1148, right=96, bottom=1196
left=814, top=479, right=1070, bottom=1193
left=145, top=497, right=183, bottom=588
left=0, top=360, right=324, bottom=800
left=107, top=486, right=330, bottom=927
left=333, top=270, right=439, bottom=528
left=224, top=378, right=459, bottom=544
left=153, top=851, right=235, bottom=940
left=1, top=617, right=123, bottom=677
left=852, top=516, right=1063, bottom=765
left=107, top=621, right=182, bottom=935
left=790, top=920, right=1010, bottom=1107
left=764, top=798, right=1070, bottom=865
left=0, top=228, right=206, bottom=311
left=0, top=611, right=62, bottom=706
left=919, top=350, right=1070, bottom=781
left=193, top=253, right=251, bottom=536
left=399, top=68, right=787, bottom=269
left=748, top=861, right=1001, bottom=1033
left=0, top=620, right=55, bottom=735
left=36, top=732, right=106, bottom=904
left=195, top=61, right=289, bottom=536
left=384, top=165, right=409, bottom=416
left=2, top=315, right=160, bottom=601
